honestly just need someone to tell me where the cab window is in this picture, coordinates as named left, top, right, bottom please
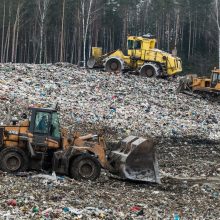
left=51, top=113, right=61, bottom=139
left=34, top=112, right=50, bottom=134
left=212, top=73, right=218, bottom=83
left=134, top=41, right=141, bottom=49
left=128, top=40, right=133, bottom=50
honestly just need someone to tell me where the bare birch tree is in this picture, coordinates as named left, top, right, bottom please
left=1, top=0, right=6, bottom=63
left=37, top=0, right=50, bottom=64
left=81, top=0, right=93, bottom=67
left=215, top=0, right=220, bottom=68
left=4, top=4, right=12, bottom=63
left=60, top=0, right=66, bottom=62
left=11, top=1, right=24, bottom=63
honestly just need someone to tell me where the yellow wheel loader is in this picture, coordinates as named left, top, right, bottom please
left=177, top=69, right=220, bottom=94
left=88, top=34, right=182, bottom=77
left=0, top=107, right=160, bottom=183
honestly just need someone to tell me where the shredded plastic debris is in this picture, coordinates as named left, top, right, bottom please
left=0, top=63, right=219, bottom=219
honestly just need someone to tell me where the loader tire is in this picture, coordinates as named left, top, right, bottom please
left=0, top=148, right=28, bottom=173
left=105, top=58, right=123, bottom=72
left=69, top=154, right=101, bottom=181
left=140, top=62, right=160, bottom=77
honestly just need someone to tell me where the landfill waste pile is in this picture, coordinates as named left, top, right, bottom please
left=0, top=63, right=219, bottom=140
left=0, top=63, right=220, bottom=219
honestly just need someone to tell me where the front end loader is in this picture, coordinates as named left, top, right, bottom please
left=88, top=35, right=182, bottom=77
left=177, top=69, right=220, bottom=95
left=0, top=107, right=160, bottom=183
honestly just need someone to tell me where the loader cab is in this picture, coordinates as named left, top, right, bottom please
left=29, top=108, right=61, bottom=149
left=127, top=35, right=156, bottom=59
left=211, top=70, right=220, bottom=88
left=127, top=36, right=142, bottom=58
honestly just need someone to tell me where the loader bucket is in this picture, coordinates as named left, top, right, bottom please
left=87, top=57, right=96, bottom=69
left=177, top=75, right=196, bottom=93
left=109, top=136, right=160, bottom=183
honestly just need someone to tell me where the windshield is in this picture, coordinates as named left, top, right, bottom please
left=128, top=40, right=133, bottom=50
left=51, top=113, right=61, bottom=139
left=34, top=112, right=50, bottom=134
left=212, top=73, right=219, bottom=83
left=134, top=41, right=141, bottom=49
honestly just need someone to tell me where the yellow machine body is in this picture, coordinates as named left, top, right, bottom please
left=191, top=69, right=220, bottom=92
left=89, top=35, right=182, bottom=77
left=178, top=69, right=220, bottom=93
left=92, top=47, right=103, bottom=59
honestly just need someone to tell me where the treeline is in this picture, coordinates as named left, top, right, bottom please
left=0, top=0, right=218, bottom=73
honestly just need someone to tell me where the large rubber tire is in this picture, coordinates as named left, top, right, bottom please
left=140, top=63, right=160, bottom=77
left=69, top=154, right=101, bottom=181
left=105, top=58, right=122, bottom=72
left=0, top=148, right=29, bottom=173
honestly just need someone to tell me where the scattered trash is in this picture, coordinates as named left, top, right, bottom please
left=174, top=212, right=180, bottom=220
left=7, top=199, right=17, bottom=207
left=31, top=172, right=57, bottom=182
left=130, top=205, right=144, bottom=216
left=62, top=207, right=70, bottom=213
left=0, top=63, right=219, bottom=219
left=0, top=63, right=219, bottom=141
left=32, top=207, right=39, bottom=213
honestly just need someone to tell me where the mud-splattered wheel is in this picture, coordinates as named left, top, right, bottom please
left=0, top=148, right=28, bottom=173
left=105, top=58, right=123, bottom=72
left=140, top=62, right=160, bottom=77
left=69, top=154, right=101, bottom=181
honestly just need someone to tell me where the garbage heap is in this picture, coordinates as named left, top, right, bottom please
left=0, top=63, right=220, bottom=219
left=0, top=63, right=219, bottom=141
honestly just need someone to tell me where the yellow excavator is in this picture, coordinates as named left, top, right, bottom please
left=88, top=35, right=182, bottom=77
left=0, top=107, right=160, bottom=183
left=177, top=69, right=220, bottom=94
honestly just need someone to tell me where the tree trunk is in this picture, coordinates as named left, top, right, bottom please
left=5, top=4, right=11, bottom=63
left=215, top=0, right=220, bottom=68
left=82, top=0, right=93, bottom=67
left=60, top=0, right=66, bottom=62
left=1, top=1, right=5, bottom=62
left=38, top=0, right=50, bottom=64
left=219, top=32, right=220, bottom=69
left=12, top=2, right=22, bottom=63
left=188, top=12, right=192, bottom=60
